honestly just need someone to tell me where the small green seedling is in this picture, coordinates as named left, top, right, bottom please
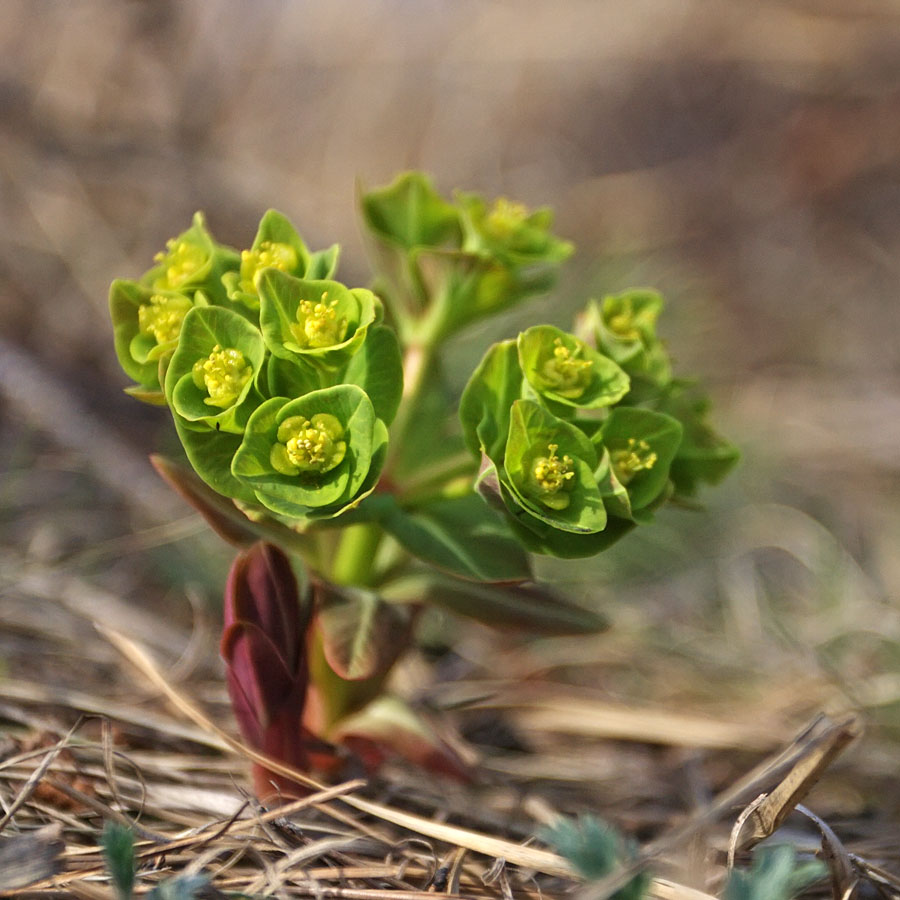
left=109, top=171, right=738, bottom=794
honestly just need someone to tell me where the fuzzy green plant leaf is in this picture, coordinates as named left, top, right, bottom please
left=101, top=822, right=135, bottom=900
left=504, top=399, right=607, bottom=534
left=600, top=407, right=683, bottom=511
left=378, top=492, right=532, bottom=583
left=723, top=845, right=826, bottom=900
left=231, top=385, right=388, bottom=523
left=258, top=270, right=379, bottom=371
left=540, top=815, right=648, bottom=898
left=518, top=324, right=629, bottom=411
left=360, top=171, right=462, bottom=251
left=165, top=306, right=266, bottom=433
left=383, top=572, right=607, bottom=634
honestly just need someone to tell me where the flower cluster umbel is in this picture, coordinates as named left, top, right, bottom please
left=110, top=172, right=738, bottom=796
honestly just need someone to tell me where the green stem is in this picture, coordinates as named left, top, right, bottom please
left=382, top=339, right=435, bottom=479
left=330, top=522, right=383, bottom=586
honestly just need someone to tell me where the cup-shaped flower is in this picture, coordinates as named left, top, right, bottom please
left=110, top=279, right=202, bottom=392
left=518, top=325, right=629, bottom=411
left=258, top=271, right=379, bottom=371
left=456, top=192, right=573, bottom=268
left=165, top=306, right=266, bottom=434
left=586, top=290, right=672, bottom=385
left=221, top=542, right=314, bottom=798
left=141, top=212, right=238, bottom=301
left=231, top=385, right=389, bottom=523
left=222, top=209, right=341, bottom=310
left=503, top=400, right=607, bottom=535
left=599, top=407, right=683, bottom=512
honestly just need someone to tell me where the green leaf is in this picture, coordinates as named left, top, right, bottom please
left=518, top=325, right=629, bottom=410
left=459, top=339, right=523, bottom=463
left=383, top=573, right=607, bottom=634
left=540, top=815, right=648, bottom=898
left=361, top=171, right=462, bottom=251
left=504, top=400, right=607, bottom=534
left=723, top=845, right=825, bottom=900
left=165, top=306, right=266, bottom=434
left=343, top=325, right=403, bottom=425
left=101, top=822, right=135, bottom=900
left=657, top=380, right=740, bottom=496
left=600, top=407, right=683, bottom=511
left=378, top=493, right=532, bottom=583
left=258, top=270, right=378, bottom=371
left=313, top=579, right=415, bottom=681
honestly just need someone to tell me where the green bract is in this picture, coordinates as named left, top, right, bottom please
left=222, top=209, right=340, bottom=310
left=110, top=279, right=204, bottom=392
left=457, top=193, right=573, bottom=267
left=165, top=306, right=265, bottom=434
left=503, top=400, right=606, bottom=534
left=600, top=407, right=683, bottom=512
left=258, top=271, right=379, bottom=371
left=657, top=380, right=740, bottom=497
left=518, top=325, right=629, bottom=410
left=361, top=171, right=462, bottom=251
left=231, top=385, right=389, bottom=523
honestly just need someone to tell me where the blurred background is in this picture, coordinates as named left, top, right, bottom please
left=2, top=0, right=900, bottom=850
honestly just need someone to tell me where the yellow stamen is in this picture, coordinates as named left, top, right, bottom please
left=289, top=292, right=347, bottom=349
left=270, top=413, right=346, bottom=476
left=529, top=443, right=576, bottom=510
left=191, top=345, right=252, bottom=409
left=154, top=239, right=207, bottom=291
left=541, top=338, right=593, bottom=398
left=611, top=438, right=657, bottom=486
left=239, top=241, right=298, bottom=294
left=484, top=197, right=529, bottom=239
left=137, top=293, right=191, bottom=345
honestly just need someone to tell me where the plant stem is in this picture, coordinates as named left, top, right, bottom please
left=330, top=522, right=383, bottom=586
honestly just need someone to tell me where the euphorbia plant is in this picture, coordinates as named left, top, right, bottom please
left=110, top=172, right=738, bottom=799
